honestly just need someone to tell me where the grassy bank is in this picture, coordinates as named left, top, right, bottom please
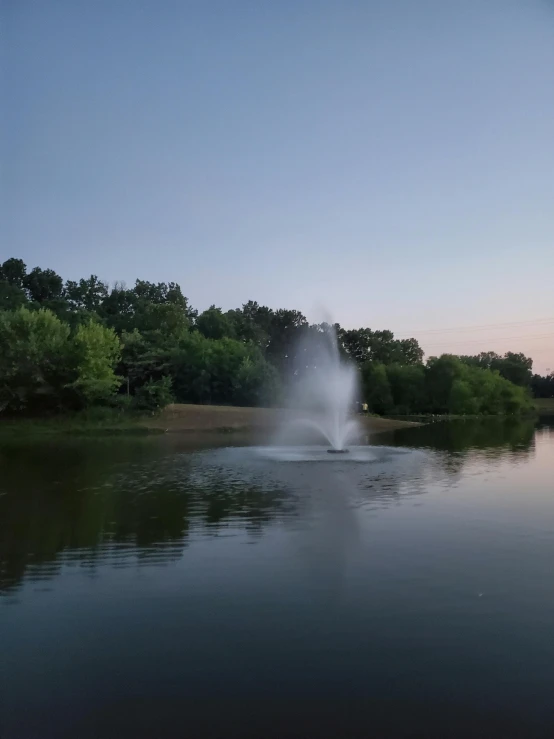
left=5, top=401, right=548, bottom=438
left=0, top=409, right=161, bottom=439
left=0, top=403, right=422, bottom=439
left=144, top=404, right=421, bottom=434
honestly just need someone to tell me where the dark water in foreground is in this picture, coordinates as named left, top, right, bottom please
left=1, top=419, right=553, bottom=739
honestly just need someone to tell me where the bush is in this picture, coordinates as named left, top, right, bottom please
left=232, top=356, right=282, bottom=407
left=132, top=376, right=174, bottom=412
left=361, top=362, right=393, bottom=414
left=67, top=321, right=121, bottom=405
left=0, top=307, right=71, bottom=413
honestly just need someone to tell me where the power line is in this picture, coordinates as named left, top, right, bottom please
left=423, top=332, right=554, bottom=349
left=394, top=317, right=554, bottom=336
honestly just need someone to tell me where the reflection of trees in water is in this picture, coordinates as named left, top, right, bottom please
left=0, top=441, right=293, bottom=595
left=0, top=419, right=541, bottom=595
left=387, top=417, right=536, bottom=460
left=368, top=418, right=540, bottom=501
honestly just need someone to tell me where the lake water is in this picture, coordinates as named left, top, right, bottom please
left=1, top=419, right=553, bottom=739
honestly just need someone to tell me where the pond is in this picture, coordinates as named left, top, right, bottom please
left=1, top=419, right=553, bottom=738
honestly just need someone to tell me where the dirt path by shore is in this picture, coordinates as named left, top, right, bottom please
left=143, top=404, right=421, bottom=434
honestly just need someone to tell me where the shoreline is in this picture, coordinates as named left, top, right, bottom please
left=0, top=404, right=422, bottom=439
left=141, top=404, right=422, bottom=434
left=2, top=401, right=547, bottom=439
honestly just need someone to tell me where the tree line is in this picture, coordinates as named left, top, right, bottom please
left=0, top=257, right=549, bottom=417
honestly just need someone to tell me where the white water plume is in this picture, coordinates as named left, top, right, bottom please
left=274, top=323, right=361, bottom=451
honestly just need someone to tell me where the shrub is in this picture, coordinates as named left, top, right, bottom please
left=132, top=376, right=174, bottom=412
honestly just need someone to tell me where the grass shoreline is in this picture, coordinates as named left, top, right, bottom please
left=0, top=403, right=421, bottom=438
left=3, top=400, right=549, bottom=439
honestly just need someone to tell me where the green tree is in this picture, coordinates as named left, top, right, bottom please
left=339, top=328, right=376, bottom=363
left=169, top=331, right=214, bottom=404
left=23, top=267, right=64, bottom=304
left=196, top=305, right=235, bottom=340
left=498, top=352, right=533, bottom=387
left=361, top=362, right=393, bottom=414
left=65, top=275, right=109, bottom=312
left=102, top=279, right=195, bottom=335
left=133, top=376, right=174, bottom=411
left=226, top=302, right=274, bottom=350
left=101, top=283, right=138, bottom=332
left=0, top=256, right=540, bottom=418
left=386, top=364, right=426, bottom=413
left=395, top=338, right=424, bottom=365
left=265, top=309, right=308, bottom=377
left=232, top=356, right=281, bottom=407
left=449, top=378, right=479, bottom=415
left=120, top=329, right=165, bottom=394
left=0, top=307, right=70, bottom=412
left=531, top=372, right=554, bottom=398
left=0, top=258, right=27, bottom=287
left=67, top=321, right=121, bottom=405
left=0, top=259, right=29, bottom=311
left=0, top=280, right=28, bottom=311
left=461, top=351, right=533, bottom=387
left=134, top=302, right=191, bottom=338
left=207, top=338, right=252, bottom=404
left=340, top=328, right=423, bottom=366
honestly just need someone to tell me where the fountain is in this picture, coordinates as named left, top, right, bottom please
left=273, top=323, right=361, bottom=453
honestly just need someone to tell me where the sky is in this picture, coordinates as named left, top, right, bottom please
left=2, top=0, right=553, bottom=373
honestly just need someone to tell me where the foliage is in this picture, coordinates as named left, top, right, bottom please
left=0, top=258, right=27, bottom=286
left=23, top=267, right=64, bottom=304
left=0, top=259, right=29, bottom=311
left=386, top=363, right=426, bottom=414
left=232, top=356, right=282, bottom=407
left=132, top=376, right=174, bottom=412
left=361, top=354, right=534, bottom=416
left=0, top=280, right=28, bottom=311
left=67, top=321, right=121, bottom=404
left=449, top=379, right=479, bottom=415
left=531, top=372, right=554, bottom=399
left=0, top=307, right=71, bottom=413
left=196, top=305, right=235, bottom=340
left=340, top=328, right=423, bottom=365
left=361, top=362, right=393, bottom=415
left=0, top=308, right=122, bottom=413
left=65, top=275, right=109, bottom=312
left=460, top=351, right=533, bottom=387
left=0, top=256, right=541, bottom=418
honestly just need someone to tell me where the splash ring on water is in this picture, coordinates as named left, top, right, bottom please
left=327, top=449, right=349, bottom=454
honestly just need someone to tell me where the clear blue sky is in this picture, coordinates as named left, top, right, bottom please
left=3, top=0, right=553, bottom=372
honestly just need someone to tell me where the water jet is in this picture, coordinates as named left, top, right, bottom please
left=273, top=322, right=361, bottom=452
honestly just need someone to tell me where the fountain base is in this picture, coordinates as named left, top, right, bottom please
left=327, top=449, right=349, bottom=454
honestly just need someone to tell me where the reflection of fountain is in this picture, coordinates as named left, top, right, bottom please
left=275, top=323, right=360, bottom=452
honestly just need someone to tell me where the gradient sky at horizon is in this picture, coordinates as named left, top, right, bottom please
left=3, top=0, right=553, bottom=372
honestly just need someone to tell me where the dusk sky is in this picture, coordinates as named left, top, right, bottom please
left=3, top=0, right=553, bottom=372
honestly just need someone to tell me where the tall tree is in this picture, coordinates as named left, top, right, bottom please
left=0, top=259, right=30, bottom=311
left=0, top=307, right=71, bottom=412
left=531, top=372, right=554, bottom=398
left=361, top=362, right=393, bottom=414
left=265, top=308, right=308, bottom=376
left=0, top=258, right=27, bottom=287
left=196, top=306, right=235, bottom=340
left=340, top=328, right=423, bottom=365
left=65, top=275, right=109, bottom=312
left=67, top=322, right=121, bottom=404
left=23, top=267, right=64, bottom=304
left=460, top=351, right=533, bottom=387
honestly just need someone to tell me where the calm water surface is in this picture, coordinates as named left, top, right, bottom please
left=1, top=419, right=553, bottom=738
